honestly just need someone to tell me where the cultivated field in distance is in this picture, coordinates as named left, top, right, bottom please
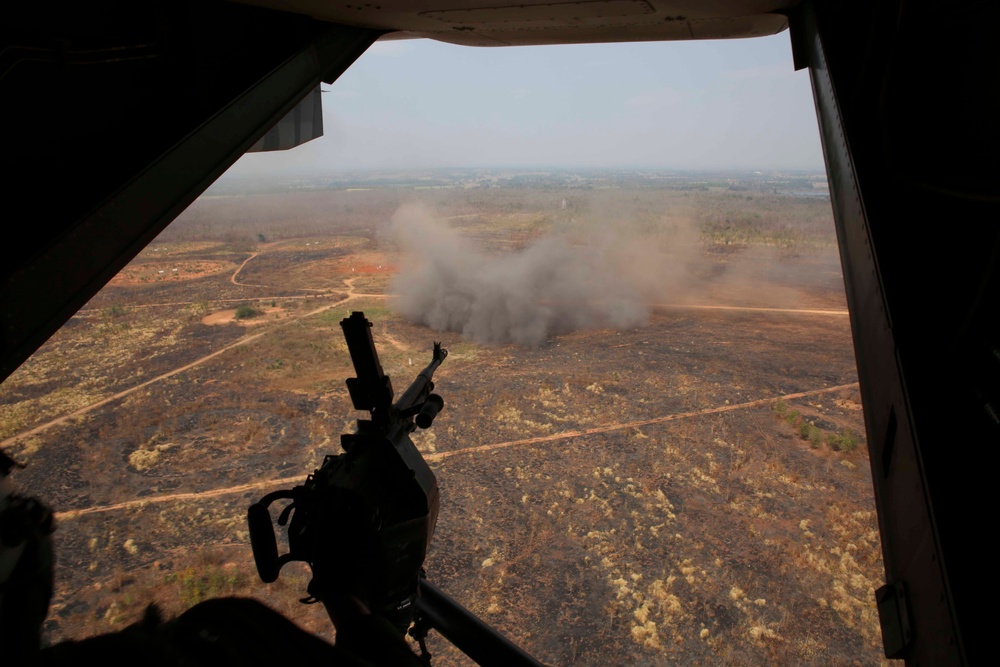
left=0, top=169, right=885, bottom=665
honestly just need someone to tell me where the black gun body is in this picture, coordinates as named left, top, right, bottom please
left=248, top=312, right=444, bottom=629
left=298, top=431, right=437, bottom=627
left=339, top=311, right=442, bottom=561
left=249, top=312, right=544, bottom=665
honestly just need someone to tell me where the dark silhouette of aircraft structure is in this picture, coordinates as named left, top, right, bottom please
left=1, top=1, right=995, bottom=664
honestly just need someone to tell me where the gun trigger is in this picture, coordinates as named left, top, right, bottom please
left=277, top=502, right=295, bottom=526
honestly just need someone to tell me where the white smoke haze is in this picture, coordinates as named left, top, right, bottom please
left=389, top=204, right=651, bottom=346
left=388, top=200, right=827, bottom=346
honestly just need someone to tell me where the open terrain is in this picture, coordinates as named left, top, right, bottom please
left=0, top=170, right=884, bottom=664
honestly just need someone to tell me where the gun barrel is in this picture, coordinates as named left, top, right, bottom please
left=395, top=343, right=447, bottom=413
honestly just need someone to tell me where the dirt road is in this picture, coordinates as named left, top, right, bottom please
left=14, top=240, right=857, bottom=511
left=54, top=382, right=859, bottom=521
left=651, top=303, right=849, bottom=317
left=1, top=277, right=383, bottom=449
left=4, top=292, right=845, bottom=452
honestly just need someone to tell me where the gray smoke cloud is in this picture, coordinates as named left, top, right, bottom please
left=389, top=204, right=649, bottom=346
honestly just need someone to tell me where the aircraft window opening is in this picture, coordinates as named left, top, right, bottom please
left=0, top=33, right=883, bottom=665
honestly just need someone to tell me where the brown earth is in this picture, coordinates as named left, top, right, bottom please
left=0, top=187, right=885, bottom=665
left=201, top=306, right=293, bottom=326
left=111, top=260, right=236, bottom=286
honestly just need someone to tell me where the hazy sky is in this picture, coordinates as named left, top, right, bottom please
left=225, top=30, right=824, bottom=175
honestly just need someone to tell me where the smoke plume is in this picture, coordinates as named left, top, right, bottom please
left=390, top=204, right=649, bottom=346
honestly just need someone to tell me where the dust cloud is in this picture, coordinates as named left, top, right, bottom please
left=388, top=198, right=829, bottom=346
left=389, top=204, right=652, bottom=345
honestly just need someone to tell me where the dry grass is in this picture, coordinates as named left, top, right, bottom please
left=1, top=184, right=884, bottom=664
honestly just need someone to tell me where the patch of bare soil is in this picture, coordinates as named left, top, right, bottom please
left=111, top=260, right=236, bottom=286
left=201, top=307, right=291, bottom=326
left=281, top=249, right=396, bottom=288
left=140, top=242, right=226, bottom=257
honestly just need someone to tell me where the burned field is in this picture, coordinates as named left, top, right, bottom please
left=0, top=178, right=884, bottom=664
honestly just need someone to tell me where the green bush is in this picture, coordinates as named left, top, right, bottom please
left=828, top=429, right=860, bottom=452
left=235, top=305, right=259, bottom=320
left=797, top=420, right=823, bottom=448
left=103, top=304, right=127, bottom=318
left=174, top=566, right=241, bottom=608
left=773, top=399, right=787, bottom=415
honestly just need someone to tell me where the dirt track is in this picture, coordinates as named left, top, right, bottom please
left=651, top=303, right=848, bottom=317
left=230, top=251, right=264, bottom=287
left=53, top=381, right=858, bottom=522
left=4, top=233, right=848, bottom=451
left=0, top=276, right=388, bottom=449
left=2, top=296, right=841, bottom=451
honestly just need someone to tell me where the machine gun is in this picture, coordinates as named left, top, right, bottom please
left=248, top=312, right=544, bottom=666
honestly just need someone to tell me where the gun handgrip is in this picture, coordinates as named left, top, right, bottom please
left=248, top=502, right=280, bottom=583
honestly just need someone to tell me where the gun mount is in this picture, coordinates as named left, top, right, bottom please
left=247, top=312, right=543, bottom=666
left=248, top=312, right=443, bottom=629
